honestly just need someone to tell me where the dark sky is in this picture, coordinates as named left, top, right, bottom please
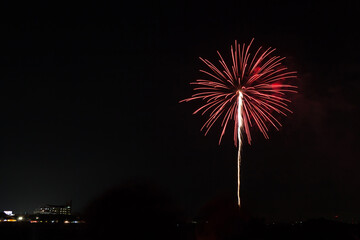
left=0, top=1, right=359, bottom=221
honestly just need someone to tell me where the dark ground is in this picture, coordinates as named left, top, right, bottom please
left=1, top=219, right=360, bottom=240
left=1, top=184, right=360, bottom=240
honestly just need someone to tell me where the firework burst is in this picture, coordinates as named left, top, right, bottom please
left=181, top=39, right=297, bottom=207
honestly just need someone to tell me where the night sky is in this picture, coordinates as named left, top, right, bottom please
left=0, top=1, right=359, bottom=221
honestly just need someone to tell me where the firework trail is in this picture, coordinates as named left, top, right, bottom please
left=181, top=39, right=297, bottom=207
left=237, top=91, right=243, bottom=207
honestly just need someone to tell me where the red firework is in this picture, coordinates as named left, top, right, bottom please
left=181, top=39, right=297, bottom=146
left=181, top=39, right=297, bottom=207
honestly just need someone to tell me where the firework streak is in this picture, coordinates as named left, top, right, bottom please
left=181, top=39, right=297, bottom=207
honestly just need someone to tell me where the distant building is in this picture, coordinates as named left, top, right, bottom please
left=34, top=201, right=71, bottom=215
left=3, top=211, right=14, bottom=216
